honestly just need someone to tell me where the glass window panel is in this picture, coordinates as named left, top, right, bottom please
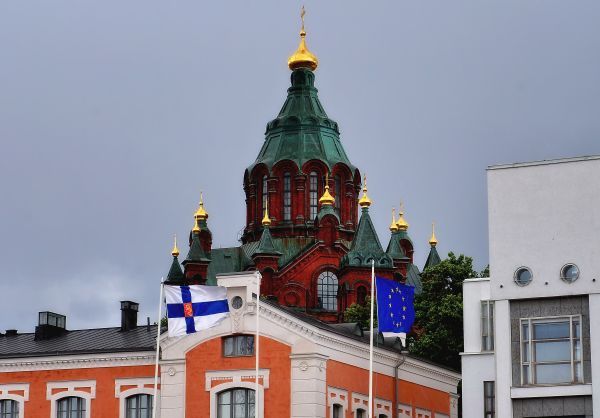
left=234, top=389, right=246, bottom=404
left=522, top=323, right=529, bottom=341
left=535, top=363, right=572, bottom=384
left=522, top=365, right=530, bottom=384
left=248, top=403, right=255, bottom=418
left=219, top=391, right=231, bottom=405
left=234, top=404, right=246, bottom=418
left=573, top=320, right=581, bottom=338
left=218, top=404, right=231, bottom=418
left=534, top=341, right=571, bottom=362
left=522, top=342, right=529, bottom=362
left=574, top=340, right=582, bottom=361
left=574, top=362, right=583, bottom=382
left=224, top=337, right=234, bottom=356
left=533, top=321, right=570, bottom=340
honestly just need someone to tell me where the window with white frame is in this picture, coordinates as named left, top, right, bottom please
left=481, top=301, right=494, bottom=351
left=521, top=315, right=583, bottom=385
left=0, top=400, right=19, bottom=418
left=332, top=404, right=342, bottom=418
left=223, top=335, right=254, bottom=357
left=217, top=388, right=255, bottom=418
left=483, top=381, right=495, bottom=418
left=57, top=397, right=86, bottom=418
left=356, top=408, right=366, bottom=418
left=125, top=394, right=152, bottom=418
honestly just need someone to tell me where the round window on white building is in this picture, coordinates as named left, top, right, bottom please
left=514, top=267, right=532, bottom=286
left=560, top=263, right=580, bottom=283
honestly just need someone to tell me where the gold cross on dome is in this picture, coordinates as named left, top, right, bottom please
left=300, top=6, right=306, bottom=31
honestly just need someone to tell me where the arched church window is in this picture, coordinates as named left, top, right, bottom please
left=261, top=175, right=268, bottom=219
left=57, top=396, right=85, bottom=418
left=283, top=172, right=292, bottom=221
left=309, top=171, right=318, bottom=220
left=0, top=400, right=19, bottom=418
left=125, top=394, right=153, bottom=418
left=334, top=175, right=341, bottom=210
left=217, top=388, right=255, bottom=418
left=317, top=271, right=338, bottom=311
left=356, top=285, right=367, bottom=305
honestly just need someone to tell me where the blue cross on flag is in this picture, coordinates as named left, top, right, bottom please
left=164, top=284, right=230, bottom=338
left=375, top=276, right=415, bottom=335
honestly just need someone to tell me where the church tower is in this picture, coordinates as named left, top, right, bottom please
left=166, top=9, right=427, bottom=322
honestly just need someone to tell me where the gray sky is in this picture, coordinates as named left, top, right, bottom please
left=1, top=1, right=599, bottom=331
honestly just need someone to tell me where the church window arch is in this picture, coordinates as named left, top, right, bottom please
left=317, top=271, right=338, bottom=311
left=0, top=400, right=18, bottom=418
left=283, top=172, right=292, bottom=221
left=125, top=394, right=152, bottom=418
left=57, top=396, right=86, bottom=418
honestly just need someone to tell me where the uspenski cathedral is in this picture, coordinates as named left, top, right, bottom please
left=165, top=12, right=442, bottom=323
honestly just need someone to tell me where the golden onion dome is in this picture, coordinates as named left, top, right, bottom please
left=287, top=7, right=318, bottom=71
left=429, top=222, right=438, bottom=247
left=358, top=174, right=372, bottom=208
left=389, top=208, right=399, bottom=232
left=171, top=235, right=180, bottom=257
left=396, top=202, right=409, bottom=231
left=192, top=217, right=201, bottom=234
left=194, top=192, right=208, bottom=221
left=262, top=198, right=272, bottom=227
left=319, top=172, right=335, bottom=206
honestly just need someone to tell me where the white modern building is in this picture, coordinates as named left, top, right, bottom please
left=462, top=156, right=600, bottom=418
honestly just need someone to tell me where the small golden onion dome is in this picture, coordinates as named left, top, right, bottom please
left=319, top=172, right=335, bottom=206
left=396, top=202, right=409, bottom=231
left=192, top=217, right=201, bottom=234
left=171, top=235, right=180, bottom=257
left=262, top=198, right=272, bottom=227
left=358, top=174, right=372, bottom=208
left=389, top=208, right=399, bottom=232
left=194, top=192, right=208, bottom=221
left=287, top=7, right=318, bottom=71
left=429, top=222, right=438, bottom=247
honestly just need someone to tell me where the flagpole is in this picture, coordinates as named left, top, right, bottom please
left=255, top=271, right=262, bottom=417
left=152, top=279, right=164, bottom=418
left=368, top=259, right=375, bottom=418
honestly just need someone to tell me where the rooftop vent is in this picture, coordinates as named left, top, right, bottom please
left=120, top=301, right=139, bottom=331
left=35, top=312, right=67, bottom=340
left=5, top=329, right=17, bottom=337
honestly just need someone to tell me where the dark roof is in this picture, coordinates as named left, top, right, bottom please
left=0, top=326, right=156, bottom=359
left=423, top=245, right=442, bottom=270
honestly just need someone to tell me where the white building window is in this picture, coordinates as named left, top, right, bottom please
left=57, top=397, right=86, bottom=418
left=125, top=394, right=152, bottom=418
left=332, top=404, right=343, bottom=418
left=483, top=381, right=495, bottom=418
left=521, top=315, right=583, bottom=385
left=0, top=400, right=19, bottom=418
left=356, top=408, right=366, bottom=418
left=217, top=388, right=255, bottom=418
left=481, top=301, right=494, bottom=351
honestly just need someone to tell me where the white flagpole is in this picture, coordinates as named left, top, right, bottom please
left=152, top=279, right=164, bottom=418
left=368, top=259, right=375, bottom=418
left=255, top=271, right=262, bottom=417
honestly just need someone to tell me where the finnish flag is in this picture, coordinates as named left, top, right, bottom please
left=164, top=284, right=230, bottom=338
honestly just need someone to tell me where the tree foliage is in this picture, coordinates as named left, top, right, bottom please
left=344, top=296, right=376, bottom=329
left=408, top=252, right=480, bottom=371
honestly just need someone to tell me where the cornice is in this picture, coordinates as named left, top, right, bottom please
left=0, top=352, right=155, bottom=372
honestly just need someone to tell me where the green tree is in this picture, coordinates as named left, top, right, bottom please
left=408, top=252, right=479, bottom=371
left=344, top=296, right=376, bottom=329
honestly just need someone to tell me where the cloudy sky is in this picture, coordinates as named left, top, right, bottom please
left=1, top=1, right=599, bottom=331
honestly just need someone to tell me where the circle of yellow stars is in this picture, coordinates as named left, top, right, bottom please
left=388, top=286, right=408, bottom=329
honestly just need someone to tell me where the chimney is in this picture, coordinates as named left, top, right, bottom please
left=120, top=301, right=139, bottom=331
left=5, top=329, right=17, bottom=337
left=34, top=312, right=66, bottom=340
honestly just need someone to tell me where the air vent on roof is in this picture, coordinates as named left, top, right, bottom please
left=121, top=301, right=139, bottom=331
left=5, top=329, right=18, bottom=337
left=35, top=312, right=67, bottom=340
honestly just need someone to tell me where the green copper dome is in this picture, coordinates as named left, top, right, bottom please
left=248, top=68, right=356, bottom=174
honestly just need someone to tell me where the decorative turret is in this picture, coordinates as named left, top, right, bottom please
left=253, top=203, right=282, bottom=295
left=190, top=193, right=213, bottom=255
left=166, top=235, right=184, bottom=283
left=396, top=202, right=409, bottom=231
left=358, top=175, right=372, bottom=208
left=319, top=172, right=335, bottom=207
left=424, top=222, right=442, bottom=270
left=389, top=207, right=399, bottom=232
left=183, top=208, right=211, bottom=284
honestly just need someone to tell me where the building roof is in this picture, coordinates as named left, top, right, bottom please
left=487, top=154, right=600, bottom=170
left=0, top=326, right=156, bottom=359
left=423, top=246, right=441, bottom=270
left=247, top=68, right=356, bottom=175
left=342, top=207, right=393, bottom=269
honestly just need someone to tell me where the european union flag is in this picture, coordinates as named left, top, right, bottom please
left=375, top=276, right=415, bottom=334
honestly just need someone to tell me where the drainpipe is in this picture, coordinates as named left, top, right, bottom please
left=394, top=349, right=408, bottom=416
